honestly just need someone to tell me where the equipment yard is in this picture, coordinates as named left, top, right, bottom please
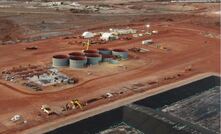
left=0, top=0, right=220, bottom=134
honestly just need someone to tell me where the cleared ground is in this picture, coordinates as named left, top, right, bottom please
left=0, top=1, right=219, bottom=133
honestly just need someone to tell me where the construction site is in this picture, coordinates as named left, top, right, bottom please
left=0, top=0, right=220, bottom=134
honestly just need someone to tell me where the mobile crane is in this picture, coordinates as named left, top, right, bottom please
left=82, top=39, right=90, bottom=50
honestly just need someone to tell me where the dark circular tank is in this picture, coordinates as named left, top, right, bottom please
left=52, top=55, right=69, bottom=67
left=85, top=53, right=102, bottom=65
left=69, top=52, right=84, bottom=58
left=102, top=54, right=114, bottom=62
left=112, top=49, right=128, bottom=59
left=69, top=56, right=87, bottom=68
left=98, top=48, right=112, bottom=55
left=83, top=49, right=98, bottom=55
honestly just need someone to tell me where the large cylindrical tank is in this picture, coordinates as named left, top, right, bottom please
left=69, top=56, right=87, bottom=68
left=69, top=52, right=84, bottom=58
left=83, top=49, right=98, bottom=55
left=112, top=49, right=128, bottom=59
left=86, top=53, right=102, bottom=65
left=98, top=48, right=112, bottom=55
left=52, top=55, right=69, bottom=67
left=102, top=54, right=114, bottom=62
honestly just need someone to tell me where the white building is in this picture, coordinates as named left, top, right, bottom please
left=71, top=2, right=81, bottom=7
left=100, top=32, right=118, bottom=41
left=152, top=30, right=158, bottom=34
left=82, top=31, right=94, bottom=38
left=146, top=24, right=150, bottom=28
left=142, top=39, right=153, bottom=45
left=109, top=28, right=137, bottom=35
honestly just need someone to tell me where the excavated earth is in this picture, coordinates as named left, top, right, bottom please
left=0, top=1, right=219, bottom=133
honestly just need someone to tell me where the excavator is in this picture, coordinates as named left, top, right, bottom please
left=65, top=99, right=84, bottom=111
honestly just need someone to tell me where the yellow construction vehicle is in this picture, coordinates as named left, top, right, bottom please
left=82, top=39, right=90, bottom=50
left=65, top=99, right=84, bottom=111
left=41, top=105, right=55, bottom=115
left=71, top=99, right=83, bottom=110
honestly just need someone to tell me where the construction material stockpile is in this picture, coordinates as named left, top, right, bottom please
left=52, top=48, right=128, bottom=68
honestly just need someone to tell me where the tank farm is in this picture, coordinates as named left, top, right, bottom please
left=0, top=2, right=219, bottom=134
left=52, top=48, right=128, bottom=68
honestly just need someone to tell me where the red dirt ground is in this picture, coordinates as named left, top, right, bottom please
left=0, top=8, right=220, bottom=134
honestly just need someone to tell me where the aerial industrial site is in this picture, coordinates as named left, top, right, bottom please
left=0, top=0, right=220, bottom=134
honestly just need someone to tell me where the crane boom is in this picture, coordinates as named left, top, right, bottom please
left=82, top=39, right=90, bottom=50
